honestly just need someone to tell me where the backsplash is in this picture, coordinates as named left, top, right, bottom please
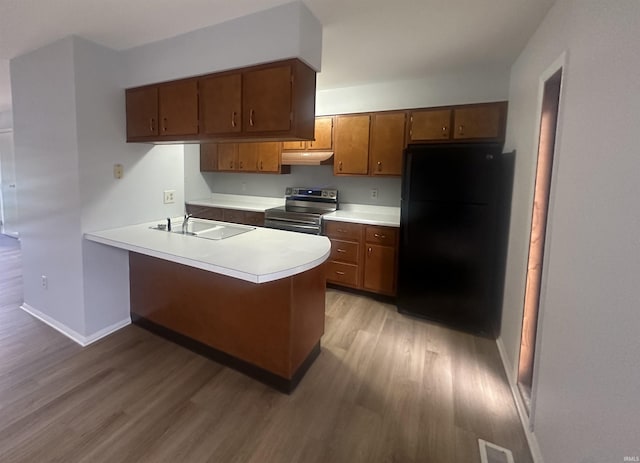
left=184, top=146, right=401, bottom=207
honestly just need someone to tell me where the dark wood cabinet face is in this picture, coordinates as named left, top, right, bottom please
left=334, top=115, right=371, bottom=175
left=370, top=112, right=406, bottom=176
left=126, top=87, right=158, bottom=138
left=243, top=65, right=292, bottom=133
left=158, top=80, right=198, bottom=136
left=200, top=74, right=242, bottom=135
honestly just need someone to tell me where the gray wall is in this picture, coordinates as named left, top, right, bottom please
left=501, top=0, right=640, bottom=460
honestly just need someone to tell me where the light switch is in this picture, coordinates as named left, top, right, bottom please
left=114, top=164, right=124, bottom=179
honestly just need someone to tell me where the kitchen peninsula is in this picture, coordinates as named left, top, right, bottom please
left=85, top=218, right=331, bottom=392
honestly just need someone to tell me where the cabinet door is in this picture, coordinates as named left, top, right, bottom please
left=282, top=140, right=306, bottom=150
left=363, top=244, right=396, bottom=295
left=126, top=86, right=158, bottom=139
left=243, top=64, right=292, bottom=133
left=409, top=109, right=452, bottom=142
left=334, top=115, right=370, bottom=175
left=453, top=104, right=503, bottom=140
left=158, top=80, right=198, bottom=136
left=257, top=142, right=282, bottom=173
left=200, top=144, right=219, bottom=172
left=217, top=144, right=239, bottom=171
left=370, top=112, right=406, bottom=176
left=186, top=205, right=224, bottom=221
left=223, top=209, right=246, bottom=224
left=308, top=116, right=333, bottom=150
left=238, top=144, right=258, bottom=172
left=200, top=73, right=242, bottom=135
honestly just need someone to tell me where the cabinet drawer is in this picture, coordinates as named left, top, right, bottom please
left=324, top=221, right=363, bottom=241
left=326, top=261, right=359, bottom=287
left=365, top=226, right=398, bottom=246
left=243, top=211, right=265, bottom=226
left=186, top=205, right=224, bottom=221
left=330, top=239, right=360, bottom=265
left=222, top=209, right=246, bottom=224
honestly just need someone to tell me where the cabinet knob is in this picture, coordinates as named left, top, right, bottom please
left=150, top=118, right=155, bottom=133
left=335, top=271, right=346, bottom=276
left=239, top=161, right=243, bottom=169
left=337, top=249, right=346, bottom=253
left=231, top=111, right=237, bottom=128
left=163, top=118, right=167, bottom=132
left=377, top=161, right=382, bottom=171
left=339, top=161, right=343, bottom=172
left=374, top=233, right=386, bottom=239
left=368, top=247, right=372, bottom=256
left=458, top=125, right=464, bottom=135
left=249, top=109, right=255, bottom=127
left=230, top=161, right=234, bottom=169
left=260, top=161, right=263, bottom=170
left=442, top=126, right=448, bottom=136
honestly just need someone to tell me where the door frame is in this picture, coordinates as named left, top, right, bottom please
left=520, top=51, right=568, bottom=430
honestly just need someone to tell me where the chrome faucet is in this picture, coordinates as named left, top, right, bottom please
left=182, top=213, right=192, bottom=234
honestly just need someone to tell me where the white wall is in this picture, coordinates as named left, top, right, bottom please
left=186, top=64, right=511, bottom=206
left=122, top=1, right=322, bottom=87
left=0, top=110, right=12, bottom=130
left=11, top=38, right=86, bottom=334
left=501, top=0, right=640, bottom=461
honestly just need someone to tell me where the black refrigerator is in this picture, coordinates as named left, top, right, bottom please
left=397, top=143, right=514, bottom=338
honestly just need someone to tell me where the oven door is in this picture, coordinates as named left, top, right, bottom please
left=264, top=219, right=321, bottom=235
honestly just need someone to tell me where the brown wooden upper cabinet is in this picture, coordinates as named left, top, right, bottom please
left=127, top=58, right=316, bottom=143
left=126, top=80, right=198, bottom=141
left=452, top=102, right=506, bottom=140
left=200, top=142, right=289, bottom=174
left=334, top=115, right=371, bottom=175
left=408, top=108, right=451, bottom=142
left=199, top=59, right=315, bottom=141
left=369, top=112, right=406, bottom=176
left=282, top=116, right=334, bottom=151
left=126, top=87, right=159, bottom=138
left=408, top=102, right=507, bottom=143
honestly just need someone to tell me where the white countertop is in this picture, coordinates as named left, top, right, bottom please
left=187, top=193, right=284, bottom=212
left=324, top=204, right=401, bottom=228
left=84, top=217, right=330, bottom=284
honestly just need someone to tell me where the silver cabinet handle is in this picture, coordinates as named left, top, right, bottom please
left=374, top=233, right=386, bottom=239
left=231, top=111, right=237, bottom=128
left=335, top=271, right=345, bottom=275
left=336, top=249, right=346, bottom=253
left=249, top=109, right=255, bottom=127
left=150, top=118, right=155, bottom=133
left=458, top=125, right=464, bottom=135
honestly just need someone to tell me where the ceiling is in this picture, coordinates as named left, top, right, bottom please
left=0, top=0, right=556, bottom=112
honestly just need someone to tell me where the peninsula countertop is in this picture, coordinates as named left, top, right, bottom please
left=84, top=218, right=331, bottom=284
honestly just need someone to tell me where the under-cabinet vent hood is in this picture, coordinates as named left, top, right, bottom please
left=281, top=151, right=334, bottom=166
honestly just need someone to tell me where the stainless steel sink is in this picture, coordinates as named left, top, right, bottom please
left=151, top=219, right=254, bottom=240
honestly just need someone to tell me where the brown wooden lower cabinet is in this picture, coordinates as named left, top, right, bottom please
left=186, top=204, right=265, bottom=227
left=129, top=253, right=326, bottom=392
left=324, top=221, right=398, bottom=296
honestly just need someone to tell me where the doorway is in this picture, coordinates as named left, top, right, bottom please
left=517, top=68, right=563, bottom=410
left=0, top=130, right=18, bottom=237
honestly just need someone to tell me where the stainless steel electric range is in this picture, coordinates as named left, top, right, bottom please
left=264, top=187, right=338, bottom=235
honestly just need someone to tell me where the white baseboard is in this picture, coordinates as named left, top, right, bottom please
left=495, top=336, right=544, bottom=463
left=20, top=303, right=130, bottom=347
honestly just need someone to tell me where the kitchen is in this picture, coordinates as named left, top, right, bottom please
left=1, top=1, right=639, bottom=462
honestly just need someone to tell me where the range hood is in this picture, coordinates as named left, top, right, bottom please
left=281, top=151, right=334, bottom=166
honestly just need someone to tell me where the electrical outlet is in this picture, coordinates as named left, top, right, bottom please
left=163, top=190, right=175, bottom=204
left=370, top=188, right=379, bottom=200
left=41, top=275, right=48, bottom=289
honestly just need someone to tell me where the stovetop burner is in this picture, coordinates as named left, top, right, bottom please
left=264, top=187, right=339, bottom=234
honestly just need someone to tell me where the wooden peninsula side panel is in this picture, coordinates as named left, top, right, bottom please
left=129, top=252, right=326, bottom=392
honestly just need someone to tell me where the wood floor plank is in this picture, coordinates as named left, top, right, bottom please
left=0, top=238, right=533, bottom=463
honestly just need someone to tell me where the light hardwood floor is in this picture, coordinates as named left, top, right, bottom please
left=0, top=236, right=532, bottom=462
